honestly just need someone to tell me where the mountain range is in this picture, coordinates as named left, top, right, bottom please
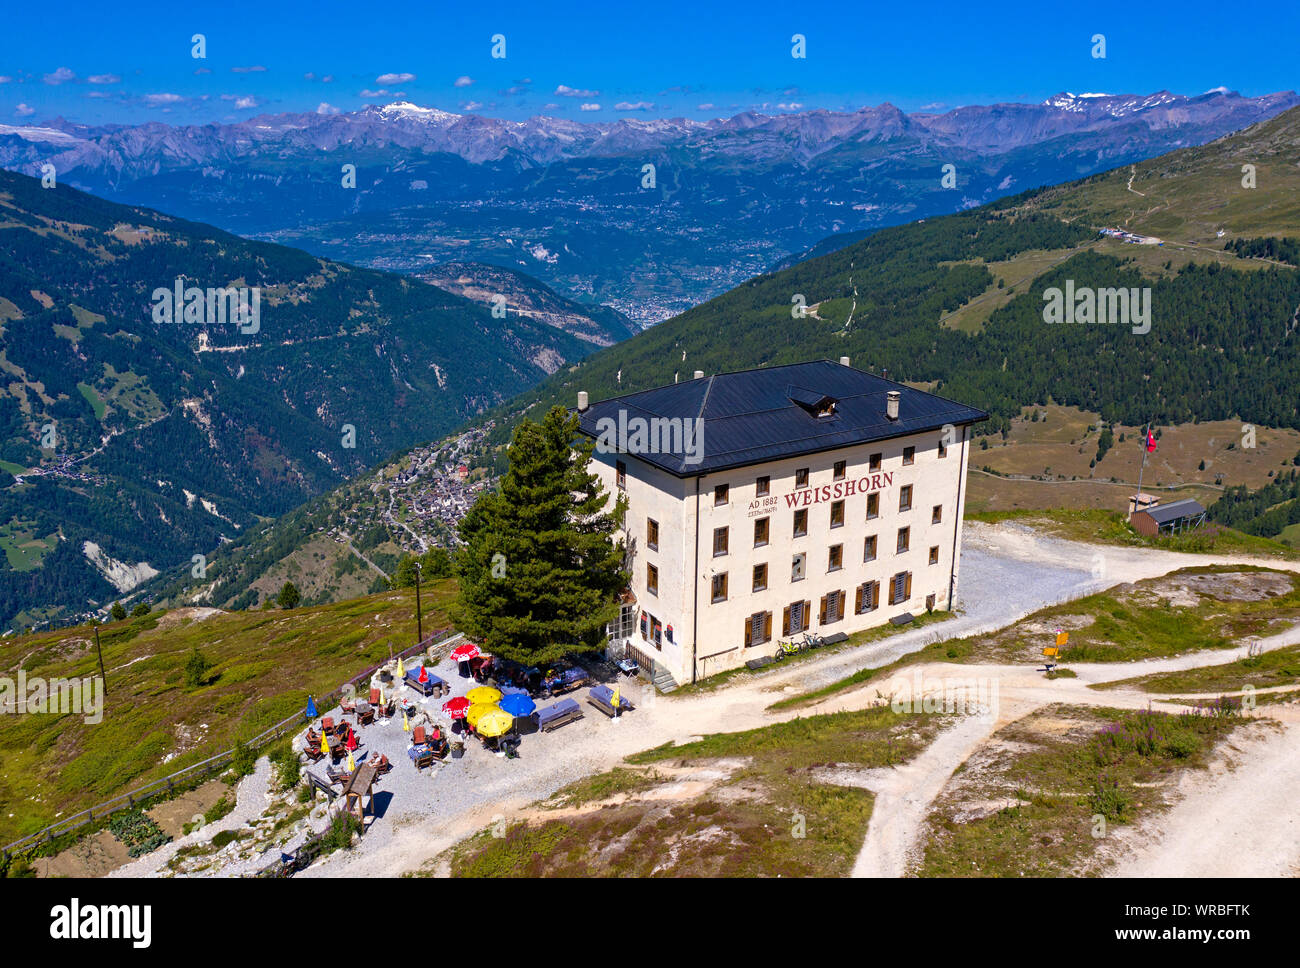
left=3, top=89, right=1296, bottom=323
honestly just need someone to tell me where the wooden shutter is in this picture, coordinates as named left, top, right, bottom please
left=783, top=605, right=791, bottom=636
left=744, top=618, right=752, bottom=648
left=764, top=612, right=772, bottom=642
left=855, top=585, right=864, bottom=614
left=905, top=572, right=912, bottom=599
left=872, top=581, right=880, bottom=609
left=803, top=601, right=811, bottom=631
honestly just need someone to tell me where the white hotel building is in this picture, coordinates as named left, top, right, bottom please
left=577, top=359, right=988, bottom=688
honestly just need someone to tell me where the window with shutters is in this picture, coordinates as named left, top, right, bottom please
left=713, top=526, right=729, bottom=557
left=897, top=527, right=910, bottom=554
left=711, top=572, right=728, bottom=603
left=929, top=545, right=939, bottom=565
left=647, top=563, right=658, bottom=596
left=866, top=493, right=879, bottom=520
left=899, top=485, right=912, bottom=512
left=651, top=616, right=663, bottom=648
left=869, top=452, right=882, bottom=472
left=855, top=580, right=880, bottom=614
left=903, top=446, right=915, bottom=465
left=932, top=504, right=943, bottom=524
left=828, top=543, right=843, bottom=572
left=795, top=467, right=809, bottom=488
left=830, top=499, right=844, bottom=528
left=793, top=508, right=808, bottom=537
left=752, top=562, right=768, bottom=592
left=647, top=518, right=659, bottom=551
left=754, top=516, right=770, bottom=547
left=791, top=552, right=806, bottom=582
left=756, top=475, right=770, bottom=497
left=864, top=534, right=877, bottom=562
left=714, top=483, right=728, bottom=506
left=889, top=571, right=912, bottom=605
left=744, top=611, right=773, bottom=647
left=833, top=460, right=846, bottom=481
left=783, top=600, right=811, bottom=635
left=616, top=460, right=626, bottom=489
left=820, top=589, right=845, bottom=625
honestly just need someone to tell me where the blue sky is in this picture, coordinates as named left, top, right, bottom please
left=1, top=0, right=1295, bottom=126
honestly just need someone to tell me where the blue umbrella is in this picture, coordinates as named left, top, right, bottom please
left=499, top=693, right=536, bottom=717
left=306, top=695, right=318, bottom=718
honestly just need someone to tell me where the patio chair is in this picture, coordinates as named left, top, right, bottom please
left=412, top=725, right=427, bottom=745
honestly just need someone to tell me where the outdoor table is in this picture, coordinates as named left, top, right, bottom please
left=354, top=700, right=373, bottom=716
left=617, top=658, right=639, bottom=676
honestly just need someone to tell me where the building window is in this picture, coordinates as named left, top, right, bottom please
left=926, top=593, right=937, bottom=611
left=652, top=616, right=663, bottom=649
left=866, top=493, right=879, bottom=520
left=754, top=516, right=770, bottom=547
left=647, top=518, right=659, bottom=551
left=756, top=475, right=770, bottom=497
left=744, top=611, right=773, bottom=648
left=713, top=526, right=729, bottom=557
left=714, top=483, right=728, bottom=506
left=828, top=544, right=843, bottom=572
left=903, top=446, right=915, bottom=465
left=897, top=527, right=910, bottom=554
left=792, top=553, right=806, bottom=582
left=869, top=452, right=882, bottom=472
left=899, top=485, right=912, bottom=512
left=712, top=572, right=728, bottom=603
left=783, top=600, right=811, bottom=635
left=929, top=545, right=940, bottom=565
left=938, top=437, right=948, bottom=459
left=864, top=534, right=877, bottom=562
left=830, top=499, right=845, bottom=529
left=855, top=581, right=880, bottom=614
left=752, top=563, right=768, bottom=592
left=932, top=504, right=943, bottom=525
left=616, top=460, right=626, bottom=490
left=793, top=508, right=808, bottom=537
left=820, top=589, right=845, bottom=625
left=889, top=571, right=912, bottom=605
left=833, top=460, right=846, bottom=481
left=795, top=467, right=809, bottom=488
left=647, top=563, right=659, bottom=596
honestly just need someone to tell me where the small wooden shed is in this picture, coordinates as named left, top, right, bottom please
left=1130, top=498, right=1207, bottom=537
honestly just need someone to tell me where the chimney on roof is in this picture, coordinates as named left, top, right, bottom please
left=839, top=356, right=850, bottom=367
left=694, top=370, right=704, bottom=380
left=886, top=390, right=900, bottom=421
left=577, top=391, right=589, bottom=412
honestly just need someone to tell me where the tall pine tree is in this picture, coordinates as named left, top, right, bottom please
left=452, top=406, right=627, bottom=666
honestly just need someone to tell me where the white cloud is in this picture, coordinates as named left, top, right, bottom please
left=193, top=67, right=212, bottom=75
left=0, top=76, right=13, bottom=84
left=556, top=84, right=599, bottom=98
left=377, top=72, right=416, bottom=85
left=15, top=103, right=34, bottom=116
left=579, top=102, right=601, bottom=112
left=777, top=102, right=803, bottom=110
left=359, top=89, right=390, bottom=98
left=696, top=103, right=716, bottom=111
left=454, top=75, right=473, bottom=88
left=462, top=101, right=483, bottom=112
left=43, top=67, right=76, bottom=85
left=231, top=65, right=266, bottom=73
left=614, top=101, right=653, bottom=112
left=145, top=92, right=184, bottom=106
left=316, top=102, right=340, bottom=115
left=87, top=74, right=121, bottom=85
left=221, top=94, right=260, bottom=109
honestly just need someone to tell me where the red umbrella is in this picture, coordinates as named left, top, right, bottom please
left=417, top=665, right=429, bottom=683
left=450, top=642, right=481, bottom=661
left=442, top=696, right=470, bottom=718
left=345, top=728, right=358, bottom=751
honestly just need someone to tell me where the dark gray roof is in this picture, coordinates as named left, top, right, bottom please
left=575, top=359, right=988, bottom=477
left=1144, top=499, right=1206, bottom=524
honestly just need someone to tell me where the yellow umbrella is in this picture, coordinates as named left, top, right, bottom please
left=320, top=732, right=330, bottom=755
left=402, top=710, right=410, bottom=732
left=465, top=702, right=500, bottom=728
left=346, top=750, right=356, bottom=772
left=396, top=656, right=406, bottom=678
left=378, top=686, right=385, bottom=708
left=476, top=708, right=515, bottom=738
left=467, top=686, right=502, bottom=705
left=611, top=686, right=621, bottom=710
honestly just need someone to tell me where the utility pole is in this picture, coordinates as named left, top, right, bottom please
left=93, top=622, right=107, bottom=696
left=414, top=561, right=423, bottom=646
left=1134, top=419, right=1153, bottom=516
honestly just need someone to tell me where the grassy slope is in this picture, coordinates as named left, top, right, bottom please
left=0, top=580, right=454, bottom=844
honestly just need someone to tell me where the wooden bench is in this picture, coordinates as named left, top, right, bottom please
left=305, top=770, right=339, bottom=800
left=587, top=685, right=634, bottom=719
left=821, top=631, right=849, bottom=645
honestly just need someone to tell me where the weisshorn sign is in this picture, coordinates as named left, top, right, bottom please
left=747, top=473, right=895, bottom=517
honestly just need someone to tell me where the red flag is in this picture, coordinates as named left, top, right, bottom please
left=1145, top=430, right=1157, bottom=453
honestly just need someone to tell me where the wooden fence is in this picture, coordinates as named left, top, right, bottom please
left=1, top=626, right=459, bottom=863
